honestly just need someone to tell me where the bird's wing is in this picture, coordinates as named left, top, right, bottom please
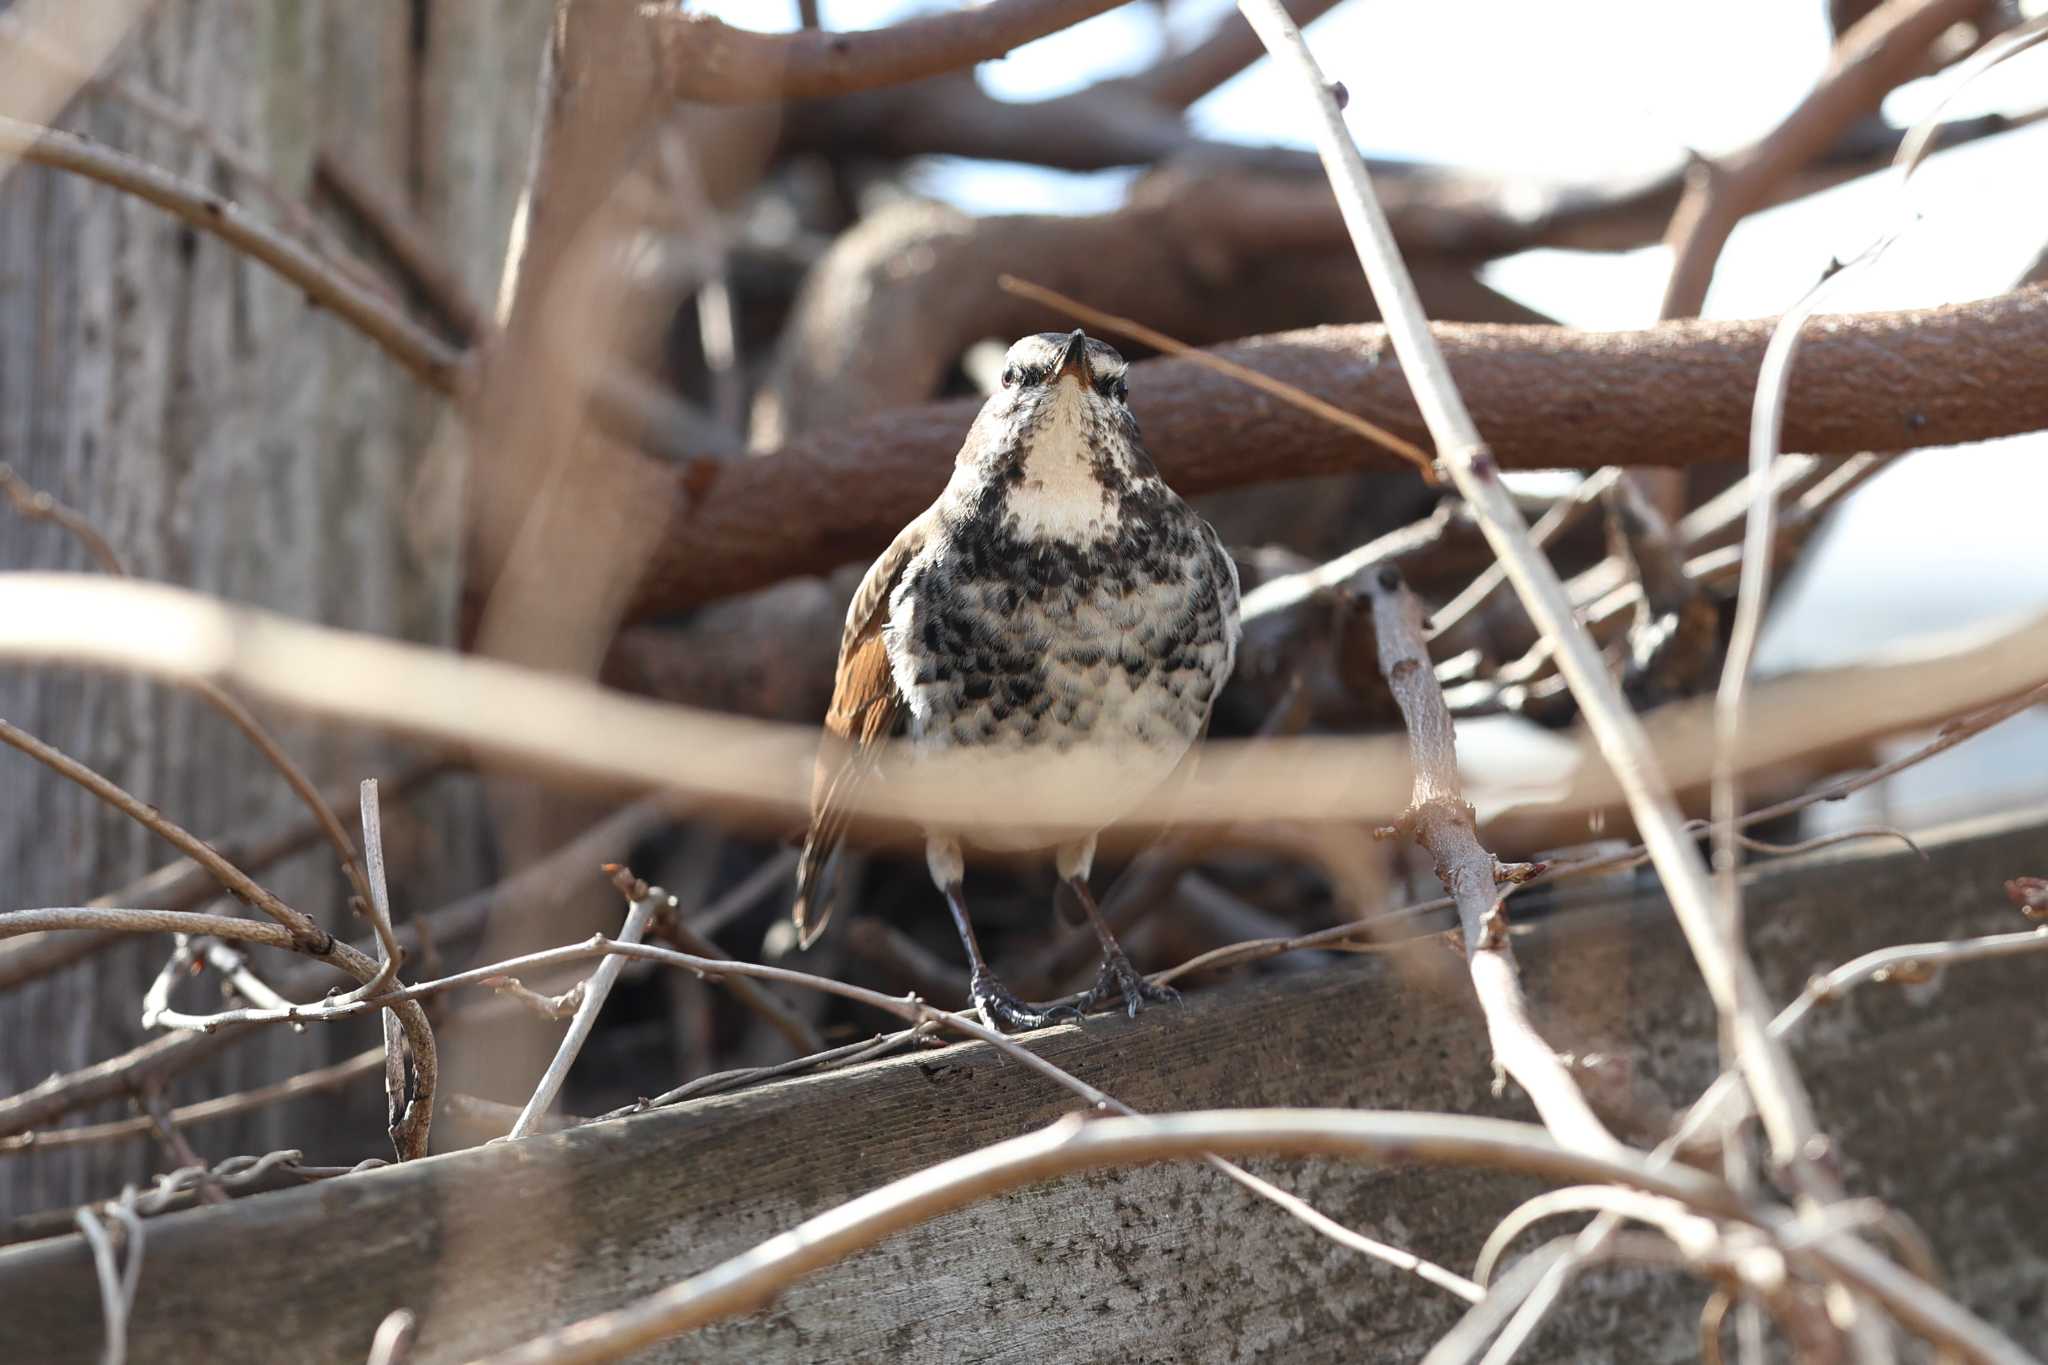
left=792, top=516, right=926, bottom=947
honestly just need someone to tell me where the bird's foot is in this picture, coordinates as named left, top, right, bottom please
left=970, top=968, right=1083, bottom=1033
left=1079, top=950, right=1180, bottom=1019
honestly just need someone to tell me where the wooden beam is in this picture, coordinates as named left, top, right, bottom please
left=5, top=808, right=2047, bottom=1363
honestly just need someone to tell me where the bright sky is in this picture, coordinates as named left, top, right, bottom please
left=704, top=0, right=2048, bottom=825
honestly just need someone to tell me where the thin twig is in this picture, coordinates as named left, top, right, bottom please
left=1233, top=0, right=1829, bottom=1182
left=598, top=1025, right=938, bottom=1119
left=0, top=463, right=127, bottom=572
left=355, top=780, right=422, bottom=1159
left=507, top=875, right=665, bottom=1140
left=74, top=1201, right=142, bottom=1365
left=0, top=465, right=377, bottom=907
left=1365, top=569, right=1621, bottom=1157
left=1428, top=470, right=1619, bottom=643
left=0, top=803, right=663, bottom=1141
left=999, top=273, right=1437, bottom=476
left=366, top=1310, right=419, bottom=1365
left=1659, top=0, right=1995, bottom=319
left=0, top=115, right=462, bottom=393
left=0, top=1048, right=384, bottom=1156
left=314, top=147, right=485, bottom=343
left=1773, top=925, right=2048, bottom=1042
left=0, top=719, right=438, bottom=1159
left=650, top=906, right=826, bottom=1057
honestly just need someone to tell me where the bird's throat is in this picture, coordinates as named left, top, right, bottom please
left=1003, top=388, right=1121, bottom=543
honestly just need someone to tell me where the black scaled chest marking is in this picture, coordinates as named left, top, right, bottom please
left=893, top=467, right=1235, bottom=754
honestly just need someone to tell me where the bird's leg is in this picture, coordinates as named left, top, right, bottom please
left=1067, top=876, right=1180, bottom=1019
left=943, top=882, right=1080, bottom=1033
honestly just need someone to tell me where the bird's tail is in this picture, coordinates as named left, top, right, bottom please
left=791, top=829, right=842, bottom=949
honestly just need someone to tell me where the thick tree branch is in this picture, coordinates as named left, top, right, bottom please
left=649, top=0, right=1127, bottom=103
left=632, top=286, right=2048, bottom=617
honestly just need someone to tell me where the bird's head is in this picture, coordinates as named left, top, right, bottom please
left=958, top=330, right=1154, bottom=502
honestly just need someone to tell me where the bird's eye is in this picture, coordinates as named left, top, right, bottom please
left=1000, top=366, right=1016, bottom=388
left=1103, top=375, right=1128, bottom=402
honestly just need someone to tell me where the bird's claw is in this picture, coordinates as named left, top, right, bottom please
left=1079, top=951, right=1179, bottom=1019
left=970, top=969, right=1083, bottom=1033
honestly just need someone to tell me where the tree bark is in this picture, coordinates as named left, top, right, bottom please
left=0, top=0, right=543, bottom=1215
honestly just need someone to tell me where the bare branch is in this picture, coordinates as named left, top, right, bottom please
left=0, top=115, right=462, bottom=393
left=1660, top=0, right=1990, bottom=318
left=507, top=876, right=665, bottom=1139
left=621, top=286, right=2048, bottom=617
left=650, top=1, right=1127, bottom=103
left=1364, top=569, right=1621, bottom=1156
left=1232, top=0, right=1828, bottom=1173
left=0, top=719, right=438, bottom=1159
left=5, top=573, right=2044, bottom=849
left=0, top=1049, right=384, bottom=1157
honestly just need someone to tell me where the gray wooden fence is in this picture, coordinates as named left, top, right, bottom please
left=4, top=806, right=2045, bottom=1363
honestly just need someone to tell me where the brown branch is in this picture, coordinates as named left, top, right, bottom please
left=0, top=464, right=127, bottom=573
left=1659, top=0, right=1988, bottom=318
left=0, top=115, right=463, bottom=394
left=1124, top=0, right=1345, bottom=109
left=0, top=719, right=439, bottom=1160
left=627, top=286, right=2048, bottom=617
left=649, top=0, right=1127, bottom=103
left=1000, top=273, right=1435, bottom=475
left=0, top=1050, right=385, bottom=1157
left=314, top=147, right=485, bottom=343
left=748, top=180, right=1544, bottom=445
left=1363, top=570, right=1622, bottom=1156
left=0, top=761, right=443, bottom=992
left=648, top=910, right=827, bottom=1058
left=0, top=464, right=377, bottom=909
left=0, top=803, right=666, bottom=1142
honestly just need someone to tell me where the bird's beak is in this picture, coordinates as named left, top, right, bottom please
left=1054, top=329, right=1092, bottom=387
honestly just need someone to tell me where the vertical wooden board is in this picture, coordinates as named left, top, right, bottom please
left=0, top=0, right=526, bottom=1215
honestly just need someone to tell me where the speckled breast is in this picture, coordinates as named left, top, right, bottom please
left=884, top=485, right=1239, bottom=831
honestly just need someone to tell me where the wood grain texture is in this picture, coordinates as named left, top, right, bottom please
left=5, top=806, right=2047, bottom=1363
left=0, top=0, right=537, bottom=1214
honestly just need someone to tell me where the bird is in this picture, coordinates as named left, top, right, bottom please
left=791, top=328, right=1241, bottom=1031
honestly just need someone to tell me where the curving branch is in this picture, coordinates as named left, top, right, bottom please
left=626, top=286, right=2048, bottom=617
left=1124, top=0, right=1345, bottom=109
left=470, top=1109, right=1750, bottom=1365
left=0, top=115, right=462, bottom=394
left=650, top=0, right=1127, bottom=103
left=1659, top=0, right=1990, bottom=318
left=0, top=719, right=439, bottom=1161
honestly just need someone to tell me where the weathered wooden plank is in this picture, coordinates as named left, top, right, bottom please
left=4, top=806, right=2047, bottom=1363
left=0, top=0, right=536, bottom=1214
